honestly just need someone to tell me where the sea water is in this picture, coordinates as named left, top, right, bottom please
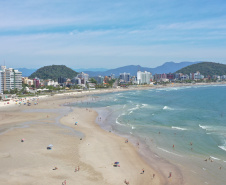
left=73, top=85, right=226, bottom=184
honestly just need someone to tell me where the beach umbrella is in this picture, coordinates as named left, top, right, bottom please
left=114, top=162, right=119, bottom=164
left=48, top=144, right=53, bottom=147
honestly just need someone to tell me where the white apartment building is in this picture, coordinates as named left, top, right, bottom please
left=0, top=66, right=22, bottom=93
left=137, top=70, right=152, bottom=84
left=44, top=79, right=58, bottom=87
left=77, top=72, right=89, bottom=84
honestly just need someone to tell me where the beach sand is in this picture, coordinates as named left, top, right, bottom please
left=2, top=83, right=224, bottom=184
left=0, top=91, right=165, bottom=185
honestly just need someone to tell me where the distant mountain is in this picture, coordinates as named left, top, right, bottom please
left=29, top=65, right=78, bottom=80
left=152, top=61, right=200, bottom=74
left=84, top=61, right=200, bottom=77
left=176, top=62, right=226, bottom=77
left=16, top=68, right=37, bottom=77
left=73, top=68, right=108, bottom=72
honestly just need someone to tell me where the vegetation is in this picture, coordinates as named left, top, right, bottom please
left=176, top=62, right=226, bottom=77
left=29, top=65, right=78, bottom=80
left=89, top=78, right=97, bottom=84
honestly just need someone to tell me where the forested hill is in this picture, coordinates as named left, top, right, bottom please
left=29, top=65, right=78, bottom=80
left=176, top=62, right=226, bottom=77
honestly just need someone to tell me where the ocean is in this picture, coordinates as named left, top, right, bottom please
left=73, top=84, right=226, bottom=184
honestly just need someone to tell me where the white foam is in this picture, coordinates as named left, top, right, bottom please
left=199, top=124, right=212, bottom=131
left=210, top=156, right=221, bottom=160
left=157, top=147, right=182, bottom=157
left=132, top=126, right=136, bottom=129
left=172, top=126, right=188, bottom=131
left=203, top=168, right=206, bottom=171
left=163, top=106, right=174, bottom=110
left=128, top=111, right=133, bottom=115
left=128, top=105, right=140, bottom=111
left=141, top=104, right=148, bottom=108
left=116, top=116, right=123, bottom=125
left=218, top=146, right=226, bottom=152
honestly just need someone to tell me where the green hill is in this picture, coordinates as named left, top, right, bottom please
left=176, top=62, right=226, bottom=77
left=29, top=65, right=78, bottom=80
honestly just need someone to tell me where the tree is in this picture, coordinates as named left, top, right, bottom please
left=90, top=78, right=97, bottom=84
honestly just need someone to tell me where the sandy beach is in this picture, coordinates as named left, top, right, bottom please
left=1, top=83, right=226, bottom=185
left=0, top=89, right=165, bottom=185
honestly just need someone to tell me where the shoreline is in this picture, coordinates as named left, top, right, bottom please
left=1, top=81, right=226, bottom=109
left=87, top=84, right=226, bottom=185
left=0, top=82, right=226, bottom=184
left=0, top=88, right=164, bottom=184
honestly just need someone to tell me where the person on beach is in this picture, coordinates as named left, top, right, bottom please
left=153, top=173, right=155, bottom=178
left=125, top=139, right=128, bottom=143
left=77, top=166, right=80, bottom=171
left=168, top=172, right=172, bottom=178
left=141, top=168, right=144, bottom=174
left=124, top=179, right=129, bottom=184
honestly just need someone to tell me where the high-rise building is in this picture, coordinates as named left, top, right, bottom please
left=77, top=72, right=89, bottom=84
left=33, top=77, right=41, bottom=88
left=0, top=66, right=22, bottom=93
left=119, top=72, right=130, bottom=83
left=58, top=76, right=67, bottom=84
left=137, top=71, right=152, bottom=84
left=93, top=76, right=104, bottom=84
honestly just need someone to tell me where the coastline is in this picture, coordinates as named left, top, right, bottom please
left=0, top=82, right=226, bottom=184
left=0, top=88, right=164, bottom=184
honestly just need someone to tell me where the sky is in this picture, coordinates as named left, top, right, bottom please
left=1, top=0, right=226, bottom=69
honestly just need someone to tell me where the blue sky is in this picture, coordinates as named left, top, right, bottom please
left=1, top=0, right=226, bottom=69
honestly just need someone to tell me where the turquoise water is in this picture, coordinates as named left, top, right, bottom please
left=72, top=85, right=226, bottom=184
left=76, top=85, right=226, bottom=161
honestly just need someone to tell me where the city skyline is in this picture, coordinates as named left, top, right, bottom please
left=1, top=0, right=226, bottom=69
